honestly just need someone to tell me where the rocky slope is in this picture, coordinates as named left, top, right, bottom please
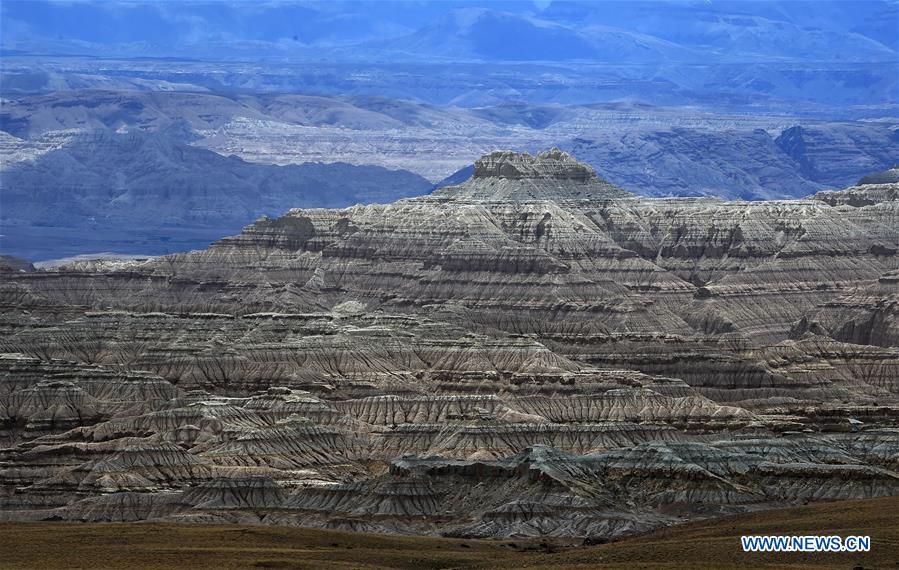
left=1, top=150, right=897, bottom=539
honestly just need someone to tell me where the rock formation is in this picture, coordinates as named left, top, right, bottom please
left=1, top=150, right=897, bottom=540
left=858, top=166, right=899, bottom=186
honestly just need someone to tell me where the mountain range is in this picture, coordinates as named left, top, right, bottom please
left=2, top=89, right=897, bottom=259
left=2, top=2, right=897, bottom=112
left=2, top=1, right=896, bottom=259
left=3, top=1, right=896, bottom=61
left=0, top=128, right=431, bottom=260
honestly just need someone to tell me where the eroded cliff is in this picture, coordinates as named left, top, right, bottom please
left=1, top=150, right=897, bottom=540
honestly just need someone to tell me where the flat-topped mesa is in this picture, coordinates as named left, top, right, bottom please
left=433, top=148, right=632, bottom=201
left=813, top=166, right=899, bottom=207
left=858, top=166, right=899, bottom=186
left=474, top=148, right=598, bottom=181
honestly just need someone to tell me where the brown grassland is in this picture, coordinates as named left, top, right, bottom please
left=2, top=496, right=897, bottom=569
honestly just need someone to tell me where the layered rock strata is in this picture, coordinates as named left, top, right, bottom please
left=1, top=150, right=897, bottom=539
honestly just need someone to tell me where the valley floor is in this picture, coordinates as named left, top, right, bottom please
left=2, top=496, right=897, bottom=569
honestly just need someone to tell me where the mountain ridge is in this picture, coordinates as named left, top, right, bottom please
left=0, top=128, right=433, bottom=259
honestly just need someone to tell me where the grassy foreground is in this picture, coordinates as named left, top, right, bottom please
left=2, top=496, right=897, bottom=569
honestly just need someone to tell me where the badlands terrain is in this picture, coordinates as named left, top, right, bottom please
left=4, top=496, right=899, bottom=569
left=1, top=150, right=897, bottom=542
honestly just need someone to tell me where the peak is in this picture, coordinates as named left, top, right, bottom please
left=473, top=148, right=598, bottom=181
left=431, top=147, right=632, bottom=201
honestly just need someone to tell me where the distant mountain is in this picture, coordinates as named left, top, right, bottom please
left=434, top=165, right=475, bottom=190
left=434, top=124, right=899, bottom=201
left=374, top=4, right=895, bottom=65
left=0, top=254, right=35, bottom=273
left=0, top=90, right=479, bottom=138
left=541, top=1, right=899, bottom=60
left=3, top=88, right=898, bottom=245
left=4, top=1, right=895, bottom=62
left=3, top=2, right=895, bottom=113
left=775, top=125, right=899, bottom=187
left=563, top=124, right=899, bottom=200
left=371, top=8, right=695, bottom=62
left=0, top=129, right=433, bottom=259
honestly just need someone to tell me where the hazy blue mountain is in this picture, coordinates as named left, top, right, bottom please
left=4, top=89, right=896, bottom=205
left=4, top=29, right=895, bottom=113
left=564, top=128, right=818, bottom=200
left=3, top=0, right=896, bottom=113
left=5, top=57, right=896, bottom=113
left=370, top=8, right=696, bottom=62
left=432, top=123, right=899, bottom=200
left=4, top=0, right=895, bottom=63
left=0, top=1, right=533, bottom=57
left=0, top=129, right=433, bottom=259
left=775, top=125, right=899, bottom=186
left=570, top=123, right=899, bottom=198
left=541, top=1, right=898, bottom=60
left=0, top=90, right=465, bottom=138
left=434, top=165, right=475, bottom=189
